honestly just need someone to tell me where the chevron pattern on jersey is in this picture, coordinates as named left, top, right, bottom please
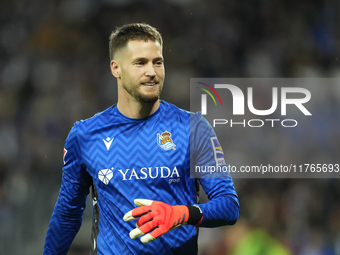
left=44, top=101, right=239, bottom=255
left=71, top=102, right=200, bottom=254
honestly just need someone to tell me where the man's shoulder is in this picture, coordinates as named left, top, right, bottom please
left=160, top=100, right=202, bottom=119
left=73, top=105, right=116, bottom=132
left=160, top=101, right=208, bottom=129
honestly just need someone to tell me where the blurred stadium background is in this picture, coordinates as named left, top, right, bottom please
left=1, top=0, right=340, bottom=254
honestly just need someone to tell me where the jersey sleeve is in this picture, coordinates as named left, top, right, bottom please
left=43, top=123, right=92, bottom=255
left=190, top=112, right=240, bottom=227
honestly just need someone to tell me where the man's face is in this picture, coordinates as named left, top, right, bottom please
left=113, top=40, right=165, bottom=104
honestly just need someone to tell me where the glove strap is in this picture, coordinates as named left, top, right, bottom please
left=186, top=205, right=203, bottom=226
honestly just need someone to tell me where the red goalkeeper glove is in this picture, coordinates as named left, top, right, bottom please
left=123, top=199, right=203, bottom=243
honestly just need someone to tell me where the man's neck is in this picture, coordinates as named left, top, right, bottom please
left=117, top=99, right=160, bottom=119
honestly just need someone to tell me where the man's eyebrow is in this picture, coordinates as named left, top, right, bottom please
left=132, top=57, right=163, bottom=62
left=153, top=57, right=164, bottom=61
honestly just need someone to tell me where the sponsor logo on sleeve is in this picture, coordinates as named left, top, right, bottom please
left=211, top=137, right=226, bottom=165
left=63, top=148, right=68, bottom=165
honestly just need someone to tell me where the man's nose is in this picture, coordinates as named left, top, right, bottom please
left=145, top=64, right=156, bottom=77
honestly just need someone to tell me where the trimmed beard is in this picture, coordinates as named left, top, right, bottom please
left=123, top=83, right=162, bottom=104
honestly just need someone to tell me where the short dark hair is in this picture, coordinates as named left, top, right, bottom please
left=109, top=23, right=163, bottom=61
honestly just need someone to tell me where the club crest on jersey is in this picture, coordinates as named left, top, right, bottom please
left=157, top=131, right=176, bottom=151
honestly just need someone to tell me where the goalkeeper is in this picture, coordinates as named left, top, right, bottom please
left=43, top=23, right=240, bottom=255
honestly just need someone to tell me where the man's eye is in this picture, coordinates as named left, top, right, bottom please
left=135, top=61, right=144, bottom=66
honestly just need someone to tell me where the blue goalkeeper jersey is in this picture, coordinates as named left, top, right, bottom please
left=44, top=100, right=239, bottom=255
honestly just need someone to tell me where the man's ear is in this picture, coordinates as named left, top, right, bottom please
left=110, top=60, right=120, bottom=78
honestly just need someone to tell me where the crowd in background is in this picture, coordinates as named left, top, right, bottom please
left=1, top=0, right=340, bottom=254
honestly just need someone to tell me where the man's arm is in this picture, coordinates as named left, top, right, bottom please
left=197, top=177, right=239, bottom=227
left=191, top=112, right=240, bottom=227
left=44, top=124, right=92, bottom=255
